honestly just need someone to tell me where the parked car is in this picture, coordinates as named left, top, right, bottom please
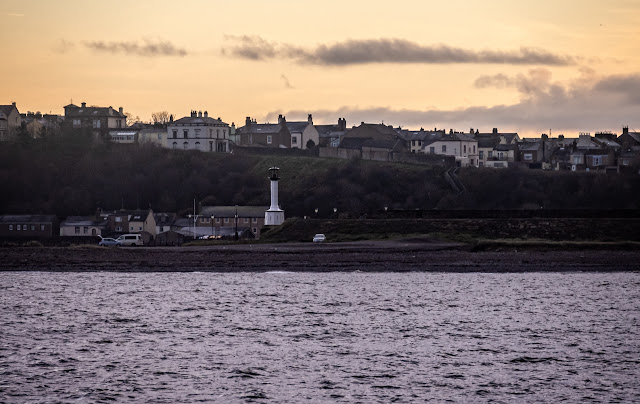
left=116, top=234, right=143, bottom=246
left=313, top=234, right=326, bottom=243
left=98, top=237, right=121, bottom=247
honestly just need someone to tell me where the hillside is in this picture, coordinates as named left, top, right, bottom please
left=1, top=131, right=639, bottom=218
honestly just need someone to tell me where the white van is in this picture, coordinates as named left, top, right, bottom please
left=116, top=234, right=143, bottom=246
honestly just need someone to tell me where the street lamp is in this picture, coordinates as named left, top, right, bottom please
left=314, top=208, right=318, bottom=218
left=188, top=213, right=198, bottom=239
left=210, top=215, right=214, bottom=238
left=234, top=205, right=239, bottom=241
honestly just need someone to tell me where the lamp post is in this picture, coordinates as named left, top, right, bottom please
left=314, top=208, right=318, bottom=218
left=333, top=207, right=337, bottom=219
left=210, top=215, right=214, bottom=238
left=234, top=205, right=239, bottom=241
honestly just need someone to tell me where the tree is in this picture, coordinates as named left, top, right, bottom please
left=125, top=112, right=141, bottom=126
left=151, top=111, right=171, bottom=125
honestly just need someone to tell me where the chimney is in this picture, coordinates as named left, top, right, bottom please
left=204, top=111, right=208, bottom=118
left=308, top=114, right=313, bottom=124
left=191, top=110, right=197, bottom=118
left=12, top=102, right=16, bottom=107
left=169, top=114, right=173, bottom=123
left=119, top=107, right=123, bottom=115
left=81, top=102, right=86, bottom=108
left=493, top=128, right=498, bottom=134
left=198, top=111, right=202, bottom=118
left=278, top=114, right=284, bottom=124
left=246, top=116, right=251, bottom=127
left=623, top=126, right=629, bottom=135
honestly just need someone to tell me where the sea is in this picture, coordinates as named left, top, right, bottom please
left=1, top=271, right=639, bottom=403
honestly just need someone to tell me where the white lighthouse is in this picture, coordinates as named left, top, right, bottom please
left=264, top=167, right=285, bottom=226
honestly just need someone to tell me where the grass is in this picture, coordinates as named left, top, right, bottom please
left=472, top=239, right=640, bottom=251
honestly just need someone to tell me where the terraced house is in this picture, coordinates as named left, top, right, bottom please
left=167, top=111, right=230, bottom=152
left=63, top=102, right=126, bottom=135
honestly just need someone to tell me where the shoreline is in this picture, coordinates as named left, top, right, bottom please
left=1, top=240, right=640, bottom=272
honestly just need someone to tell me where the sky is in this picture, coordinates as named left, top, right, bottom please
left=1, top=0, right=639, bottom=137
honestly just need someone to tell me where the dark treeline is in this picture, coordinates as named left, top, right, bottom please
left=1, top=128, right=639, bottom=219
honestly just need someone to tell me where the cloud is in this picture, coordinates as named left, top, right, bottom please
left=83, top=39, right=187, bottom=57
left=267, top=72, right=640, bottom=135
left=280, top=74, right=293, bottom=89
left=3, top=12, right=24, bottom=17
left=53, top=39, right=75, bottom=54
left=222, top=36, right=576, bottom=66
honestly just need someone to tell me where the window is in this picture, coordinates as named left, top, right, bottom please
left=463, top=145, right=467, bottom=154
left=209, top=129, right=213, bottom=138
left=292, top=136, right=298, bottom=144
left=223, top=129, right=226, bottom=138
left=267, top=135, right=272, bottom=144
left=524, top=153, right=533, bottom=161
left=442, top=145, right=446, bottom=153
left=216, top=218, right=220, bottom=223
left=75, top=226, right=80, bottom=234
left=412, top=140, right=415, bottom=146
left=244, top=218, right=249, bottom=223
left=31, top=225, right=35, bottom=231
left=253, top=227, right=257, bottom=234
left=498, top=152, right=504, bottom=160
left=157, top=134, right=162, bottom=140
left=224, top=218, right=229, bottom=223
left=216, top=129, right=220, bottom=139
left=195, top=129, right=201, bottom=137
left=116, top=226, right=122, bottom=232
left=183, top=130, right=188, bottom=138
left=172, top=142, right=177, bottom=149
left=9, top=224, right=13, bottom=231
left=173, top=130, right=178, bottom=139
left=430, top=147, right=435, bottom=154
left=479, top=162, right=484, bottom=167
left=130, top=226, right=134, bottom=231
left=93, top=119, right=101, bottom=128
left=195, top=142, right=200, bottom=150
left=252, top=218, right=257, bottom=223
left=83, top=226, right=88, bottom=234
left=41, top=225, right=45, bottom=231
left=23, top=225, right=27, bottom=231
left=488, top=151, right=493, bottom=158
left=115, top=217, right=122, bottom=222
left=117, top=120, right=122, bottom=128
left=139, top=227, right=142, bottom=231
left=473, top=145, right=476, bottom=153
left=17, top=225, right=21, bottom=231
left=183, top=142, right=188, bottom=149
left=479, top=150, right=484, bottom=159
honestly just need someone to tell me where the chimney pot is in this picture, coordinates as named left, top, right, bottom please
left=81, top=102, right=86, bottom=108
left=119, top=107, right=123, bottom=115
left=198, top=111, right=202, bottom=118
left=493, top=128, right=498, bottom=134
left=204, top=111, right=208, bottom=118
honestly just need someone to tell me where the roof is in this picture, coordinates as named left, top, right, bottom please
left=286, top=121, right=309, bottom=133
left=476, top=136, right=501, bottom=149
left=495, top=144, right=518, bottom=151
left=0, top=215, right=57, bottom=223
left=60, top=216, right=106, bottom=227
left=200, top=206, right=270, bottom=218
left=154, top=213, right=176, bottom=224
left=400, top=130, right=444, bottom=142
left=64, top=106, right=125, bottom=118
left=316, top=125, right=346, bottom=138
left=171, top=116, right=228, bottom=126
left=519, top=142, right=542, bottom=151
left=0, top=104, right=18, bottom=115
left=237, top=123, right=285, bottom=135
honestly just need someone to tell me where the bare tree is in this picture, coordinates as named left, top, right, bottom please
left=125, top=112, right=141, bottom=126
left=151, top=111, right=171, bottom=125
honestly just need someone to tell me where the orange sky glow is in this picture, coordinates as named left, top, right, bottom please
left=1, top=0, right=639, bottom=137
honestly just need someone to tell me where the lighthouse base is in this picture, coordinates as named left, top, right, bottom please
left=265, top=209, right=285, bottom=226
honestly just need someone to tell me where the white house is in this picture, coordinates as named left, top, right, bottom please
left=423, top=132, right=479, bottom=167
left=286, top=114, right=320, bottom=149
left=167, top=111, right=230, bottom=152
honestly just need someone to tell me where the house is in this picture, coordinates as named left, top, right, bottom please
left=64, top=102, right=126, bottom=135
left=138, top=126, right=166, bottom=147
left=153, top=212, right=176, bottom=234
left=400, top=129, right=446, bottom=153
left=0, top=215, right=58, bottom=239
left=166, top=110, right=230, bottom=152
left=103, top=209, right=155, bottom=235
left=519, top=141, right=544, bottom=165
left=286, top=114, right=320, bottom=149
left=316, top=118, right=347, bottom=147
left=198, top=206, right=269, bottom=239
left=0, top=102, right=21, bottom=141
left=59, top=216, right=106, bottom=237
left=235, top=115, right=291, bottom=148
left=617, top=126, right=640, bottom=151
left=422, top=131, right=479, bottom=167
left=20, top=111, right=62, bottom=138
